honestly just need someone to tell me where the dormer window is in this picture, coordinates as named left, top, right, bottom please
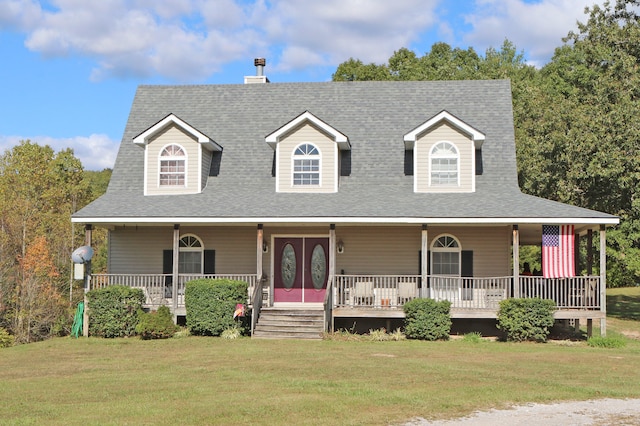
left=293, top=143, right=320, bottom=186
left=430, top=141, right=459, bottom=186
left=160, top=144, right=186, bottom=186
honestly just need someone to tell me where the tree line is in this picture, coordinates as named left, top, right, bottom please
left=0, top=140, right=110, bottom=343
left=332, top=0, right=640, bottom=288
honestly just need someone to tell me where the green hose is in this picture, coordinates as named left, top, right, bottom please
left=71, top=302, right=84, bottom=338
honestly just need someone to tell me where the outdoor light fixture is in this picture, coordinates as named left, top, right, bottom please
left=262, top=241, right=269, bottom=253
left=337, top=239, right=344, bottom=254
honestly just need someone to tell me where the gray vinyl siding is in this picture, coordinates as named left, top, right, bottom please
left=415, top=122, right=474, bottom=193
left=145, top=125, right=202, bottom=195
left=276, top=123, right=337, bottom=193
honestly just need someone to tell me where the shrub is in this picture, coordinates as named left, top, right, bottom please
left=86, top=286, right=145, bottom=338
left=497, top=298, right=555, bottom=342
left=0, top=327, right=14, bottom=348
left=462, top=332, right=483, bottom=343
left=587, top=335, right=627, bottom=348
left=403, top=298, right=452, bottom=340
left=136, top=306, right=179, bottom=340
left=368, top=328, right=391, bottom=341
left=185, top=278, right=248, bottom=336
left=221, top=326, right=242, bottom=340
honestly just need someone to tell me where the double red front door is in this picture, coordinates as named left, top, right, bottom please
left=273, top=237, right=329, bottom=303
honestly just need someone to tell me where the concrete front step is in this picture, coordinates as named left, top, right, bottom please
left=253, top=308, right=325, bottom=340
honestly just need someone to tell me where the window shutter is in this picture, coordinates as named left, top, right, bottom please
left=461, top=250, right=473, bottom=300
left=204, top=250, right=216, bottom=275
left=461, top=250, right=473, bottom=277
left=163, top=249, right=173, bottom=286
left=404, top=150, right=414, bottom=176
left=340, top=150, right=351, bottom=176
left=475, top=149, right=483, bottom=175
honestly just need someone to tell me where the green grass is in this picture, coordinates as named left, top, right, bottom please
left=1, top=287, right=640, bottom=425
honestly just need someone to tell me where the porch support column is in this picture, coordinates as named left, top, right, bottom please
left=172, top=224, right=180, bottom=317
left=512, top=225, right=520, bottom=298
left=587, top=229, right=593, bottom=276
left=256, top=224, right=264, bottom=279
left=83, top=224, right=92, bottom=338
left=599, top=224, right=607, bottom=336
left=421, top=225, right=428, bottom=298
left=329, top=224, right=336, bottom=332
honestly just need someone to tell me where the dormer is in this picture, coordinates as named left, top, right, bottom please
left=266, top=111, right=351, bottom=193
left=404, top=111, right=485, bottom=193
left=133, top=114, right=222, bottom=196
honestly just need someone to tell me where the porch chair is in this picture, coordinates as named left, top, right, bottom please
left=353, top=281, right=374, bottom=306
left=397, top=280, right=418, bottom=305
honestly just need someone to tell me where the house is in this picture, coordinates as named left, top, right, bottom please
left=72, top=60, right=619, bottom=339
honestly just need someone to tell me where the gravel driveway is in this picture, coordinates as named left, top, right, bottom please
left=405, top=398, right=640, bottom=425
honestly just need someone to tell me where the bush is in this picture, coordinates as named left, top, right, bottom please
left=587, top=335, right=627, bottom=348
left=185, top=279, right=248, bottom=336
left=497, top=298, right=555, bottom=342
left=136, top=306, right=179, bottom=340
left=462, top=332, right=483, bottom=343
left=86, top=286, right=145, bottom=338
left=403, top=298, right=452, bottom=340
left=0, top=327, right=14, bottom=348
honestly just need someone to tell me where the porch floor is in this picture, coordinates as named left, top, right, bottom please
left=332, top=307, right=605, bottom=320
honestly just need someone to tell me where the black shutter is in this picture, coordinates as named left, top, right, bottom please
left=461, top=251, right=473, bottom=277
left=340, top=150, right=351, bottom=176
left=404, top=150, right=414, bottom=175
left=461, top=250, right=473, bottom=301
left=475, top=149, right=483, bottom=175
left=163, top=249, right=173, bottom=287
left=204, top=250, right=216, bottom=275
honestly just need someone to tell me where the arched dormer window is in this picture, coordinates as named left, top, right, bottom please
left=159, top=144, right=186, bottom=186
left=292, top=143, right=320, bottom=186
left=431, top=235, right=461, bottom=276
left=430, top=141, right=458, bottom=186
left=179, top=234, right=203, bottom=274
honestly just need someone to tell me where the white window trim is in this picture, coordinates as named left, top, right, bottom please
left=430, top=234, right=461, bottom=276
left=158, top=143, right=188, bottom=188
left=179, top=234, right=204, bottom=274
left=429, top=141, right=460, bottom=187
left=291, top=143, right=322, bottom=187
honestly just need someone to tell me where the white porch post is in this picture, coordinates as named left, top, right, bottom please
left=329, top=224, right=336, bottom=332
left=172, top=224, right=180, bottom=316
left=600, top=224, right=607, bottom=336
left=256, top=224, right=264, bottom=279
left=512, top=225, right=520, bottom=298
left=82, top=224, right=92, bottom=338
left=421, top=225, right=428, bottom=298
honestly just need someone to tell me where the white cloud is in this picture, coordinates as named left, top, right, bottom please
left=0, top=134, right=118, bottom=170
left=463, top=0, right=605, bottom=66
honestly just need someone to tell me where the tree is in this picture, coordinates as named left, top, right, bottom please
left=522, top=0, right=640, bottom=286
left=11, top=236, right=65, bottom=343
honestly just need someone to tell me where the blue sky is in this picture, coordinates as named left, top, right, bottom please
left=0, top=0, right=601, bottom=170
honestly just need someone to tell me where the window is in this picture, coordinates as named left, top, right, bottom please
left=293, top=143, right=320, bottom=185
left=431, top=235, right=460, bottom=275
left=430, top=142, right=458, bottom=186
left=160, top=144, right=186, bottom=186
left=178, top=235, right=203, bottom=274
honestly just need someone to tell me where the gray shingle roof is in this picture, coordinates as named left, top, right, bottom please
left=73, top=80, right=617, bottom=224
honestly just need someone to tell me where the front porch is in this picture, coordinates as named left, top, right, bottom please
left=90, top=272, right=605, bottom=322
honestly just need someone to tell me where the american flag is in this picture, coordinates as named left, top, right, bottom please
left=542, top=225, right=575, bottom=278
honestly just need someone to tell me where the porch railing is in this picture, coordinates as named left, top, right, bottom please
left=518, top=275, right=601, bottom=310
left=334, top=274, right=601, bottom=311
left=91, top=273, right=259, bottom=310
left=91, top=273, right=602, bottom=312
